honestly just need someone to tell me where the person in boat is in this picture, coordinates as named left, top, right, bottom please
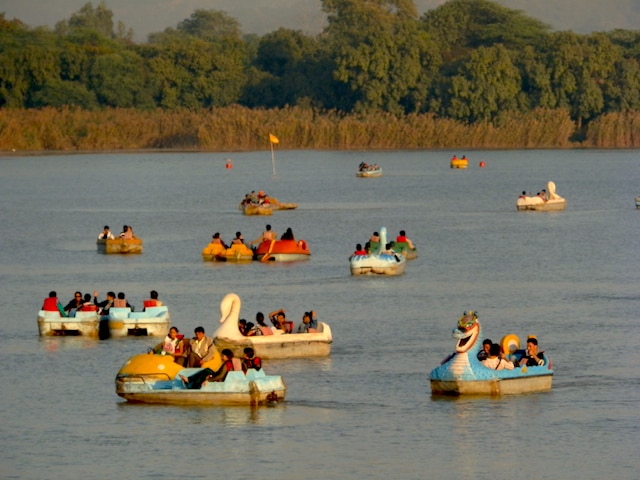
left=245, top=322, right=257, bottom=336
left=242, top=347, right=262, bottom=372
left=519, top=191, right=527, bottom=199
left=395, top=230, right=415, bottom=249
left=297, top=311, right=318, bottom=333
left=382, top=243, right=402, bottom=262
left=119, top=225, right=133, bottom=240
left=232, top=232, right=245, bottom=245
left=210, top=232, right=228, bottom=248
left=186, top=326, right=217, bottom=368
left=451, top=154, right=458, bottom=162
left=63, top=291, right=84, bottom=317
left=250, top=224, right=276, bottom=246
left=143, top=290, right=163, bottom=310
left=538, top=189, right=547, bottom=202
left=79, top=293, right=98, bottom=312
left=114, top=292, right=134, bottom=310
left=352, top=243, right=367, bottom=257
left=149, top=326, right=187, bottom=366
left=181, top=349, right=237, bottom=389
left=42, top=291, right=66, bottom=316
left=238, top=319, right=248, bottom=335
left=93, top=290, right=115, bottom=316
left=370, top=232, right=380, bottom=243
left=269, top=308, right=294, bottom=333
left=477, top=338, right=493, bottom=361
left=254, top=312, right=273, bottom=336
left=280, top=227, right=295, bottom=241
left=519, top=337, right=546, bottom=367
left=98, top=225, right=115, bottom=240
left=482, top=343, right=515, bottom=370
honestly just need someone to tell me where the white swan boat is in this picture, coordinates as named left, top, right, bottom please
left=213, top=293, right=332, bottom=359
left=350, top=227, right=406, bottom=275
left=516, top=181, right=566, bottom=211
left=115, top=353, right=286, bottom=406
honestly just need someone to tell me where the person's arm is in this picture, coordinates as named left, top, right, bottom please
left=200, top=340, right=217, bottom=363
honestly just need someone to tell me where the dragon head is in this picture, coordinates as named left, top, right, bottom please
left=452, top=311, right=480, bottom=353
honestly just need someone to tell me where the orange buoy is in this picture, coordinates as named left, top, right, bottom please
left=225, top=159, right=233, bottom=169
left=479, top=161, right=486, bottom=168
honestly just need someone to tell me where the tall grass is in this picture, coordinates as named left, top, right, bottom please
left=0, top=106, right=638, bottom=152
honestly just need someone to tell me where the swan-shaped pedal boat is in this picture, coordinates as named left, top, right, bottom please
left=350, top=227, right=406, bottom=275
left=516, top=181, right=566, bottom=211
left=97, top=237, right=143, bottom=254
left=115, top=352, right=286, bottom=406
left=430, top=311, right=553, bottom=396
left=213, top=293, right=332, bottom=359
left=254, top=239, right=311, bottom=262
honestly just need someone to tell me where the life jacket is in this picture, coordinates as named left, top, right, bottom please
left=113, top=299, right=127, bottom=308
left=42, top=297, right=60, bottom=312
left=143, top=299, right=158, bottom=308
left=80, top=303, right=98, bottom=312
left=396, top=235, right=407, bottom=242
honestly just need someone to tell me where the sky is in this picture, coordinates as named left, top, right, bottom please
left=2, top=0, right=640, bottom=42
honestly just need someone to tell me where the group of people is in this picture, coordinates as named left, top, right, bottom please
left=237, top=309, right=318, bottom=336
left=358, top=162, right=380, bottom=172
left=352, top=230, right=414, bottom=256
left=207, top=224, right=297, bottom=249
left=240, top=190, right=271, bottom=206
left=518, top=189, right=547, bottom=201
left=477, top=336, right=546, bottom=370
left=148, top=325, right=263, bottom=389
left=97, top=225, right=136, bottom=240
left=42, top=290, right=163, bottom=317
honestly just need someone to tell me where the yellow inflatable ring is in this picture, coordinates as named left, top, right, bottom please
left=500, top=334, right=520, bottom=355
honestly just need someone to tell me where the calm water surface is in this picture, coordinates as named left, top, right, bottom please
left=0, top=150, right=638, bottom=480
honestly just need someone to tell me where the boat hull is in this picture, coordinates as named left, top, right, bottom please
left=450, top=159, right=468, bottom=169
left=254, top=239, right=311, bottom=262
left=107, top=306, right=171, bottom=337
left=241, top=204, right=273, bottom=216
left=356, top=169, right=382, bottom=177
left=430, top=372, right=553, bottom=396
left=202, top=243, right=254, bottom=262
left=97, top=238, right=143, bottom=254
left=37, top=311, right=99, bottom=337
left=516, top=199, right=566, bottom=211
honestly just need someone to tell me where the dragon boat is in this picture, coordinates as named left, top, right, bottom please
left=114, top=353, right=286, bottom=406
left=201, top=242, right=254, bottom=262
left=37, top=310, right=100, bottom=337
left=430, top=311, right=553, bottom=396
left=516, top=181, right=566, bottom=211
left=96, top=237, right=143, bottom=254
left=212, top=293, right=332, bottom=359
left=350, top=227, right=406, bottom=275
left=254, top=239, right=311, bottom=262
left=107, top=306, right=171, bottom=337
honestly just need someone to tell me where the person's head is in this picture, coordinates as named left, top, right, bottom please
left=83, top=293, right=92, bottom=302
left=522, top=191, right=526, bottom=195
left=74, top=291, right=83, bottom=300
left=399, top=230, right=406, bottom=236
left=526, top=338, right=538, bottom=353
left=117, top=292, right=125, bottom=300
left=356, top=243, right=362, bottom=251
left=107, top=291, right=116, bottom=300
left=168, top=326, right=179, bottom=338
left=246, top=322, right=254, bottom=331
left=213, top=232, right=220, bottom=239
left=221, top=348, right=233, bottom=360
left=103, top=226, right=110, bottom=231
left=489, top=343, right=501, bottom=357
left=302, top=312, right=312, bottom=324
left=265, top=224, right=271, bottom=231
left=49, top=291, right=57, bottom=298
left=243, top=347, right=255, bottom=358
left=277, top=311, right=286, bottom=320
left=482, top=338, right=492, bottom=353
left=385, top=243, right=392, bottom=250
left=256, top=312, right=265, bottom=325
left=373, top=232, right=379, bottom=237
left=235, top=231, right=242, bottom=239
left=150, top=290, right=158, bottom=300
left=194, top=326, right=205, bottom=340
left=122, top=225, right=128, bottom=232
left=239, top=319, right=246, bottom=327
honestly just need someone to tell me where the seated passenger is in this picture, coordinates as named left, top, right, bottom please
left=98, top=225, right=115, bottom=240
left=210, top=232, right=228, bottom=248
left=93, top=290, right=115, bottom=316
left=245, top=322, right=257, bottom=336
left=269, top=308, right=294, bottom=333
left=143, top=290, right=163, bottom=310
left=352, top=243, right=367, bottom=256
left=482, top=344, right=514, bottom=370
left=281, top=227, right=295, bottom=241
left=477, top=338, right=493, bottom=361
left=64, top=291, right=84, bottom=317
left=232, top=232, right=245, bottom=245
left=119, top=225, right=133, bottom=240
left=297, top=310, right=318, bottom=333
left=148, top=326, right=187, bottom=366
left=180, top=349, right=236, bottom=389
left=370, top=232, right=380, bottom=243
left=79, top=293, right=98, bottom=311
left=42, top=291, right=66, bottom=316
left=396, top=230, right=415, bottom=249
left=238, top=319, right=248, bottom=335
left=519, top=337, right=546, bottom=367
left=254, top=312, right=273, bottom=335
left=114, top=292, right=134, bottom=310
left=242, top=347, right=262, bottom=372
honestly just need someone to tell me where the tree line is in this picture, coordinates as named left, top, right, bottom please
left=2, top=0, right=640, bottom=150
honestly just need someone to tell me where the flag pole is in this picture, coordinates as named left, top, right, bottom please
left=271, top=141, right=276, bottom=176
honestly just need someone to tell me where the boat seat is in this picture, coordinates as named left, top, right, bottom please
left=245, top=369, right=265, bottom=380
left=128, top=312, right=148, bottom=319
left=144, top=306, right=169, bottom=317
left=109, top=307, right=131, bottom=320
left=39, top=310, right=62, bottom=318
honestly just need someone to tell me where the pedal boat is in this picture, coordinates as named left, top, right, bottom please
left=213, top=293, right=332, bottom=359
left=350, top=227, right=406, bottom=275
left=37, top=310, right=100, bottom=337
left=97, top=237, right=143, bottom=254
left=254, top=239, right=311, bottom=262
left=202, top=243, right=254, bottom=262
left=356, top=166, right=383, bottom=177
left=107, top=306, right=171, bottom=337
left=430, top=312, right=553, bottom=396
left=115, top=353, right=286, bottom=406
left=516, top=181, right=566, bottom=211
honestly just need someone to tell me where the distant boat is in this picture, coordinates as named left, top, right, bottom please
left=450, top=156, right=469, bottom=169
left=254, top=239, right=311, bottom=262
left=635, top=196, right=640, bottom=209
left=356, top=162, right=383, bottom=177
left=97, top=237, right=143, bottom=254
left=516, top=181, right=566, bottom=211
left=350, top=227, right=406, bottom=276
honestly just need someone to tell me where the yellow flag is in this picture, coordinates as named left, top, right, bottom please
left=269, top=133, right=279, bottom=144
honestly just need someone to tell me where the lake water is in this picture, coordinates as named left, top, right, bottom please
left=0, top=149, right=638, bottom=480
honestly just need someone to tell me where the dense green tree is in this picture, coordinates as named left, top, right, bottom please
left=176, top=9, right=242, bottom=40
left=89, top=50, right=153, bottom=108
left=30, top=79, right=98, bottom=109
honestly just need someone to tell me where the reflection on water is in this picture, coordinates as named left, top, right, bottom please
left=0, top=150, right=639, bottom=480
